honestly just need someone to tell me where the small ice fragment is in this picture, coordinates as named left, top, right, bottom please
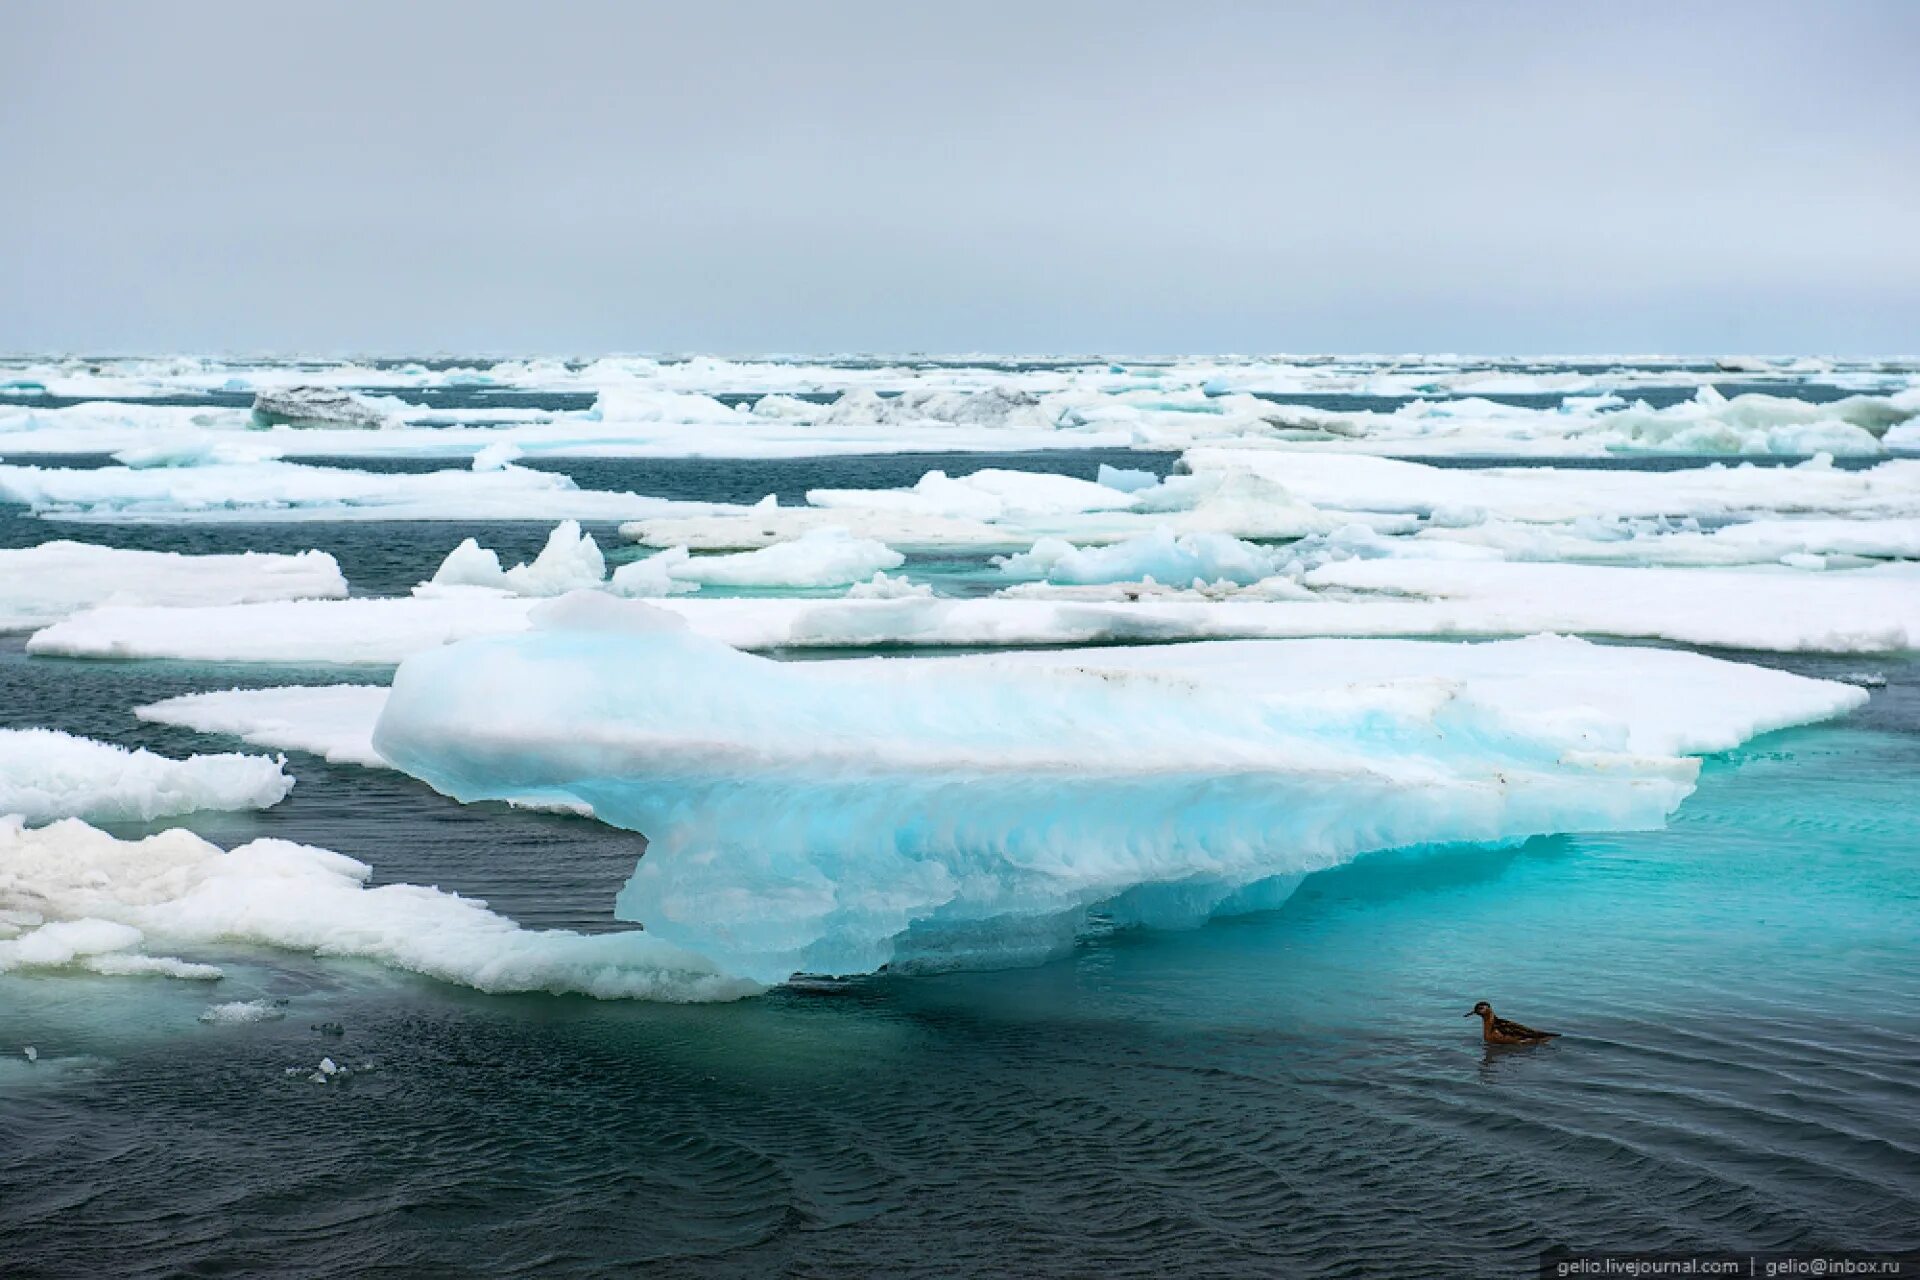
left=199, top=999, right=287, bottom=1025
left=23, top=1046, right=37, bottom=1062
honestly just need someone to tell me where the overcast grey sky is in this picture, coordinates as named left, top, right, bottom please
left=2, top=1, right=1915, bottom=355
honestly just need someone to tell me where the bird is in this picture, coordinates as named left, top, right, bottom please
left=1464, top=1001, right=1558, bottom=1045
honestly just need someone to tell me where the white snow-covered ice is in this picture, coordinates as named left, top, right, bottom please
left=0, top=460, right=716, bottom=523
left=0, top=541, right=346, bottom=632
left=0, top=816, right=757, bottom=999
left=137, top=686, right=391, bottom=768
left=0, top=729, right=293, bottom=824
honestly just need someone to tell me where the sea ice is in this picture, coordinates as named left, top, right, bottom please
left=251, top=387, right=395, bottom=430
left=654, top=528, right=905, bottom=589
left=0, top=541, right=346, bottom=632
left=199, top=999, right=287, bottom=1024
left=427, top=521, right=608, bottom=597
left=0, top=728, right=294, bottom=823
left=0, top=460, right=716, bottom=523
left=1181, top=450, right=1920, bottom=524
left=369, top=596, right=1866, bottom=982
left=998, top=529, right=1282, bottom=586
left=0, top=816, right=758, bottom=1000
left=137, top=686, right=391, bottom=768
left=34, top=553, right=1920, bottom=663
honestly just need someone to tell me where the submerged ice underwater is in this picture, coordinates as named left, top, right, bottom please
left=2, top=353, right=1918, bottom=1276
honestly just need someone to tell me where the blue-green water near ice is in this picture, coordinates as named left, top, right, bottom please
left=1, top=452, right=1917, bottom=1278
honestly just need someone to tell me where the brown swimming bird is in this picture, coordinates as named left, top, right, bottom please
left=1465, top=1001, right=1558, bottom=1045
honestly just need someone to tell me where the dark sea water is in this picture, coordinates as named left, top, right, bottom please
left=2, top=452, right=1917, bottom=1278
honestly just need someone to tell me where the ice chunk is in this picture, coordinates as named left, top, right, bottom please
left=0, top=817, right=757, bottom=1001
left=998, top=529, right=1281, bottom=586
left=497, top=521, right=607, bottom=596
left=1096, top=463, right=1161, bottom=492
left=609, top=547, right=696, bottom=598
left=661, top=528, right=904, bottom=589
left=0, top=541, right=345, bottom=633
left=137, top=686, right=390, bottom=768
left=845, top=572, right=933, bottom=599
left=371, top=606, right=1864, bottom=982
left=251, top=387, right=394, bottom=429
left=199, top=999, right=286, bottom=1024
left=0, top=728, right=293, bottom=823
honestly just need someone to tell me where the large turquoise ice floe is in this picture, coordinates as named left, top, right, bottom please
left=369, top=594, right=1867, bottom=985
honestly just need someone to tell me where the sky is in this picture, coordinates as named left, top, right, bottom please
left=2, top=1, right=1915, bottom=356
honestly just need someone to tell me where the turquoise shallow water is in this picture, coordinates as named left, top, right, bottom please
left=1, top=453, right=1917, bottom=1277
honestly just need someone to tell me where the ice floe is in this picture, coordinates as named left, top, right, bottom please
left=0, top=816, right=758, bottom=1000
left=366, top=597, right=1865, bottom=981
left=4, top=354, right=1916, bottom=462
left=137, top=686, right=391, bottom=768
left=0, top=729, right=293, bottom=823
left=31, top=551, right=1920, bottom=662
left=250, top=387, right=396, bottom=430
left=0, top=541, right=346, bottom=632
left=625, top=464, right=1349, bottom=550
left=1181, top=450, right=1920, bottom=524
left=0, top=460, right=716, bottom=523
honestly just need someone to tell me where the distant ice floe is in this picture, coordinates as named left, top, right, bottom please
left=1181, top=450, right=1920, bottom=524
left=626, top=465, right=1350, bottom=551
left=364, top=597, right=1866, bottom=982
left=250, top=387, right=396, bottom=430
left=0, top=460, right=717, bottom=524
left=418, top=521, right=908, bottom=598
left=0, top=541, right=345, bottom=632
left=3, top=351, right=1912, bottom=407
left=30, top=553, right=1920, bottom=661
left=0, top=729, right=293, bottom=824
left=4, top=356, right=1913, bottom=461
left=0, top=816, right=758, bottom=1000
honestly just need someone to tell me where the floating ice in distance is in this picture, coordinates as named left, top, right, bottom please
left=0, top=816, right=759, bottom=1000
left=34, top=554, right=1920, bottom=663
left=628, top=461, right=1343, bottom=551
left=0, top=541, right=346, bottom=632
left=1182, top=450, right=1920, bottom=524
left=1303, top=559, right=1920, bottom=653
left=0, top=728, right=294, bottom=823
left=659, top=528, right=905, bottom=589
left=251, top=387, right=395, bottom=430
left=998, top=529, right=1282, bottom=586
left=371, top=598, right=1865, bottom=983
left=0, top=460, right=716, bottom=524
left=137, top=686, right=391, bottom=768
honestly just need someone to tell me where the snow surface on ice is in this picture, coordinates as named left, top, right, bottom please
left=0, top=541, right=345, bottom=632
left=0, top=729, right=293, bottom=823
left=4, top=360, right=1913, bottom=459
left=0, top=816, right=757, bottom=999
left=1182, top=450, right=1920, bottom=523
left=31, top=556, right=1920, bottom=663
left=137, top=686, right=391, bottom=768
left=0, top=460, right=716, bottom=523
left=369, top=596, right=1865, bottom=982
